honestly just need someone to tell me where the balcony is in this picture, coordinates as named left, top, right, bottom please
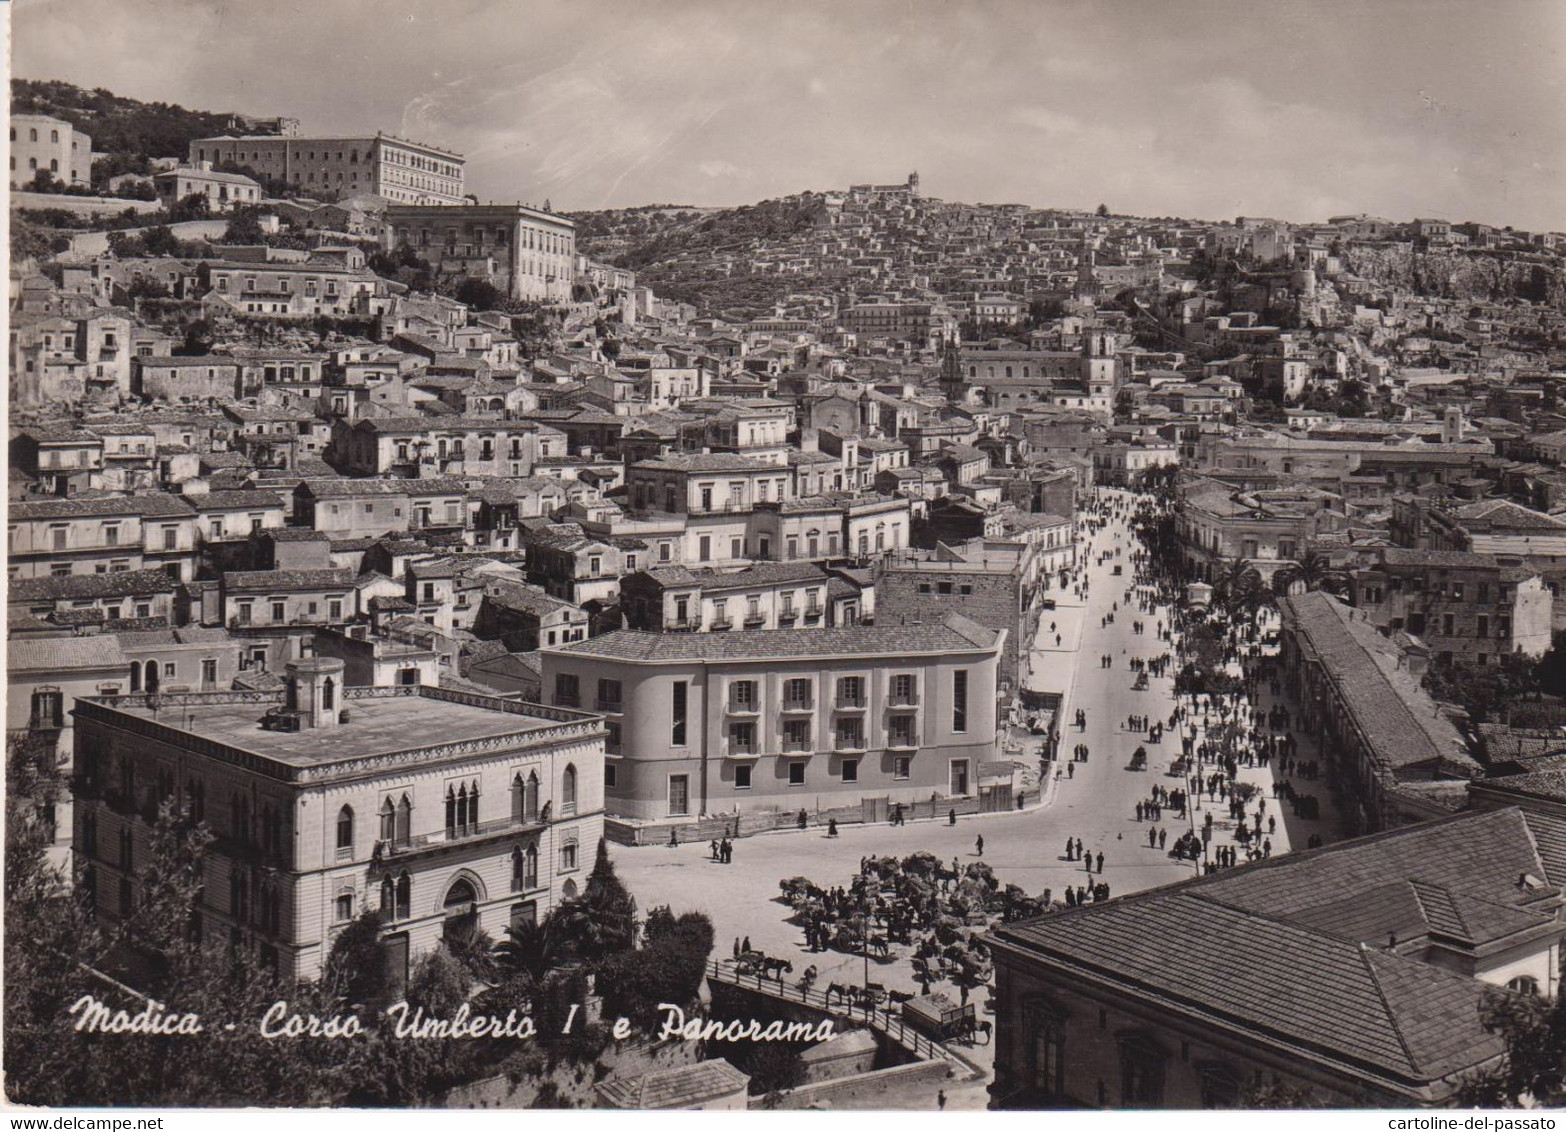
left=887, top=731, right=918, bottom=751
left=888, top=691, right=920, bottom=708
left=710, top=617, right=732, bottom=631
left=833, top=736, right=867, bottom=754
left=781, top=698, right=814, bottom=713
left=553, top=694, right=581, bottom=708
left=595, top=699, right=622, bottom=713
left=777, top=610, right=798, bottom=625
left=665, top=617, right=699, bottom=631
left=374, top=812, right=547, bottom=863
left=803, top=608, right=823, bottom=623
left=835, top=694, right=868, bottom=710
left=743, top=614, right=767, bottom=628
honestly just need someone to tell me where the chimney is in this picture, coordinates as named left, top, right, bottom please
left=284, top=658, right=346, bottom=729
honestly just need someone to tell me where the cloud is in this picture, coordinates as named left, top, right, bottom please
left=1009, top=106, right=1083, bottom=135
left=698, top=159, right=748, bottom=179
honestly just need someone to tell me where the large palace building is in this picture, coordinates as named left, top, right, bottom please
left=72, top=659, right=604, bottom=984
left=188, top=132, right=465, bottom=204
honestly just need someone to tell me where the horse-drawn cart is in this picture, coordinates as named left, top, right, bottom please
left=902, top=993, right=977, bottom=1042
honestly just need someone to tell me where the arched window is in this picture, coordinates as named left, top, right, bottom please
left=445, top=785, right=457, bottom=835
left=444, top=877, right=477, bottom=912
left=29, top=128, right=37, bottom=142
left=379, top=798, right=395, bottom=842
left=562, top=878, right=578, bottom=901
left=525, top=772, right=540, bottom=822
left=562, top=765, right=577, bottom=813
left=322, top=677, right=335, bottom=711
left=396, top=794, right=411, bottom=844
left=336, top=806, right=354, bottom=852
left=381, top=874, right=395, bottom=915
left=130, top=663, right=141, bottom=692
left=1507, top=975, right=1540, bottom=998
left=525, top=843, right=538, bottom=888
left=144, top=660, right=159, bottom=694
left=512, top=773, right=525, bottom=823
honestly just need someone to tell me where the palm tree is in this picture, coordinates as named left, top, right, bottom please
left=493, top=912, right=566, bottom=988
left=1272, top=551, right=1349, bottom=598
left=1213, top=557, right=1262, bottom=615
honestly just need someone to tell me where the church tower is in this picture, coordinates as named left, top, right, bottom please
left=1074, top=238, right=1098, bottom=304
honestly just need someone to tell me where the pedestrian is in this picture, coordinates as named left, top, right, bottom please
left=710, top=839, right=720, bottom=862
left=1096, top=851, right=1105, bottom=874
left=733, top=937, right=741, bottom=959
left=827, top=818, right=839, bottom=838
left=948, top=808, right=957, bottom=826
left=938, top=1090, right=946, bottom=1111
left=976, top=834, right=984, bottom=857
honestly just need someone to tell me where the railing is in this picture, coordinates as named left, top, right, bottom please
left=710, top=618, right=733, bottom=630
left=665, top=618, right=698, bottom=631
left=705, top=960, right=951, bottom=1065
left=781, top=699, right=814, bottom=713
left=376, top=812, right=546, bottom=859
left=836, top=695, right=867, bottom=710
left=743, top=615, right=767, bottom=627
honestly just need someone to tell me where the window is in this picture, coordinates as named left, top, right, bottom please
left=30, top=688, right=64, bottom=730
left=271, top=600, right=286, bottom=623
left=1477, top=616, right=1489, bottom=638
left=596, top=678, right=622, bottom=710
left=835, top=717, right=864, bottom=751
left=1507, top=976, right=1540, bottom=997
left=336, top=806, right=354, bottom=854
left=562, top=764, right=578, bottom=813
left=729, top=680, right=757, bottom=712
left=732, top=720, right=757, bottom=757
left=672, top=681, right=688, bottom=745
left=890, top=715, right=916, bottom=748
left=1442, top=613, right=1455, bottom=636
left=1118, top=1033, right=1167, bottom=1106
left=893, top=755, right=911, bottom=780
left=335, top=892, right=354, bottom=922
left=553, top=673, right=580, bottom=707
left=784, top=678, right=812, bottom=710
left=837, top=676, right=865, bottom=708
left=953, top=670, right=969, bottom=733
left=841, top=758, right=859, bottom=782
left=788, top=761, right=807, bottom=786
left=560, top=841, right=579, bottom=871
left=698, top=535, right=711, bottom=562
left=892, top=674, right=917, bottom=705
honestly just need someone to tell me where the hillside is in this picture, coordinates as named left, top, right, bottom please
left=10, top=79, right=263, bottom=159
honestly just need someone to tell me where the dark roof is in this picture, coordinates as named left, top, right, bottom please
left=10, top=495, right=195, bottom=520
left=10, top=568, right=178, bottom=602
left=549, top=612, right=1000, bottom=662
left=632, top=453, right=778, bottom=473
left=298, top=477, right=467, bottom=498
left=991, top=808, right=1566, bottom=1091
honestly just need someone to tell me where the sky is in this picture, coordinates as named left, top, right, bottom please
left=12, top=0, right=1566, bottom=229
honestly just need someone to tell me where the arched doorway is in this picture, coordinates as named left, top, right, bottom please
left=144, top=660, right=160, bottom=694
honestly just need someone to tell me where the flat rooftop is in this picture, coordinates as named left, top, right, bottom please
left=99, top=687, right=581, bottom=774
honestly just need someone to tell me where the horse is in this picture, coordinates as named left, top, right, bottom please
left=760, top=956, right=793, bottom=980
left=825, top=982, right=852, bottom=1005
left=867, top=933, right=890, bottom=958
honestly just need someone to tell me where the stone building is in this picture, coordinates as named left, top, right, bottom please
left=73, top=662, right=604, bottom=983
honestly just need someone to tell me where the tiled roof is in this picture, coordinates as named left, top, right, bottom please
left=8, top=635, right=126, bottom=671
left=1277, top=592, right=1475, bottom=773
left=632, top=453, right=777, bottom=473
left=191, top=490, right=285, bottom=510
left=596, top=1059, right=748, bottom=1109
left=298, top=477, right=466, bottom=498
left=224, top=568, right=355, bottom=591
left=10, top=495, right=195, bottom=520
left=10, top=569, right=178, bottom=602
left=992, top=811, right=1566, bottom=1088
left=549, top=612, right=1000, bottom=663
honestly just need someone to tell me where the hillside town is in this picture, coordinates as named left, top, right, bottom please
left=8, top=77, right=1566, bottom=1112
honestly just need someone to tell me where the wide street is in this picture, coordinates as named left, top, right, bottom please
left=610, top=490, right=1341, bottom=1108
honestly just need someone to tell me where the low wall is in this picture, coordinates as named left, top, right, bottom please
left=756, top=1057, right=951, bottom=1110
left=439, top=1032, right=701, bottom=1109
left=606, top=788, right=1041, bottom=847
left=13, top=192, right=162, bottom=216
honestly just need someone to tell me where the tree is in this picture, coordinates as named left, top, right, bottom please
left=1457, top=987, right=1566, bottom=1106
left=555, top=840, right=636, bottom=963
left=180, top=318, right=215, bottom=355
left=1096, top=203, right=1110, bottom=218
left=168, top=192, right=211, bottom=222
left=1271, top=552, right=1348, bottom=598
left=597, top=908, right=713, bottom=1029
left=140, top=225, right=183, bottom=257
left=323, top=907, right=393, bottom=1006
left=222, top=208, right=267, bottom=245
left=493, top=911, right=568, bottom=990
left=455, top=277, right=505, bottom=311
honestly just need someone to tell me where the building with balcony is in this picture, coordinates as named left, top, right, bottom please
left=72, top=660, right=603, bottom=982
left=384, top=203, right=576, bottom=303
left=1349, top=548, right=1554, bottom=665
left=293, top=477, right=470, bottom=539
left=619, top=562, right=859, bottom=633
left=540, top=613, right=1003, bottom=821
